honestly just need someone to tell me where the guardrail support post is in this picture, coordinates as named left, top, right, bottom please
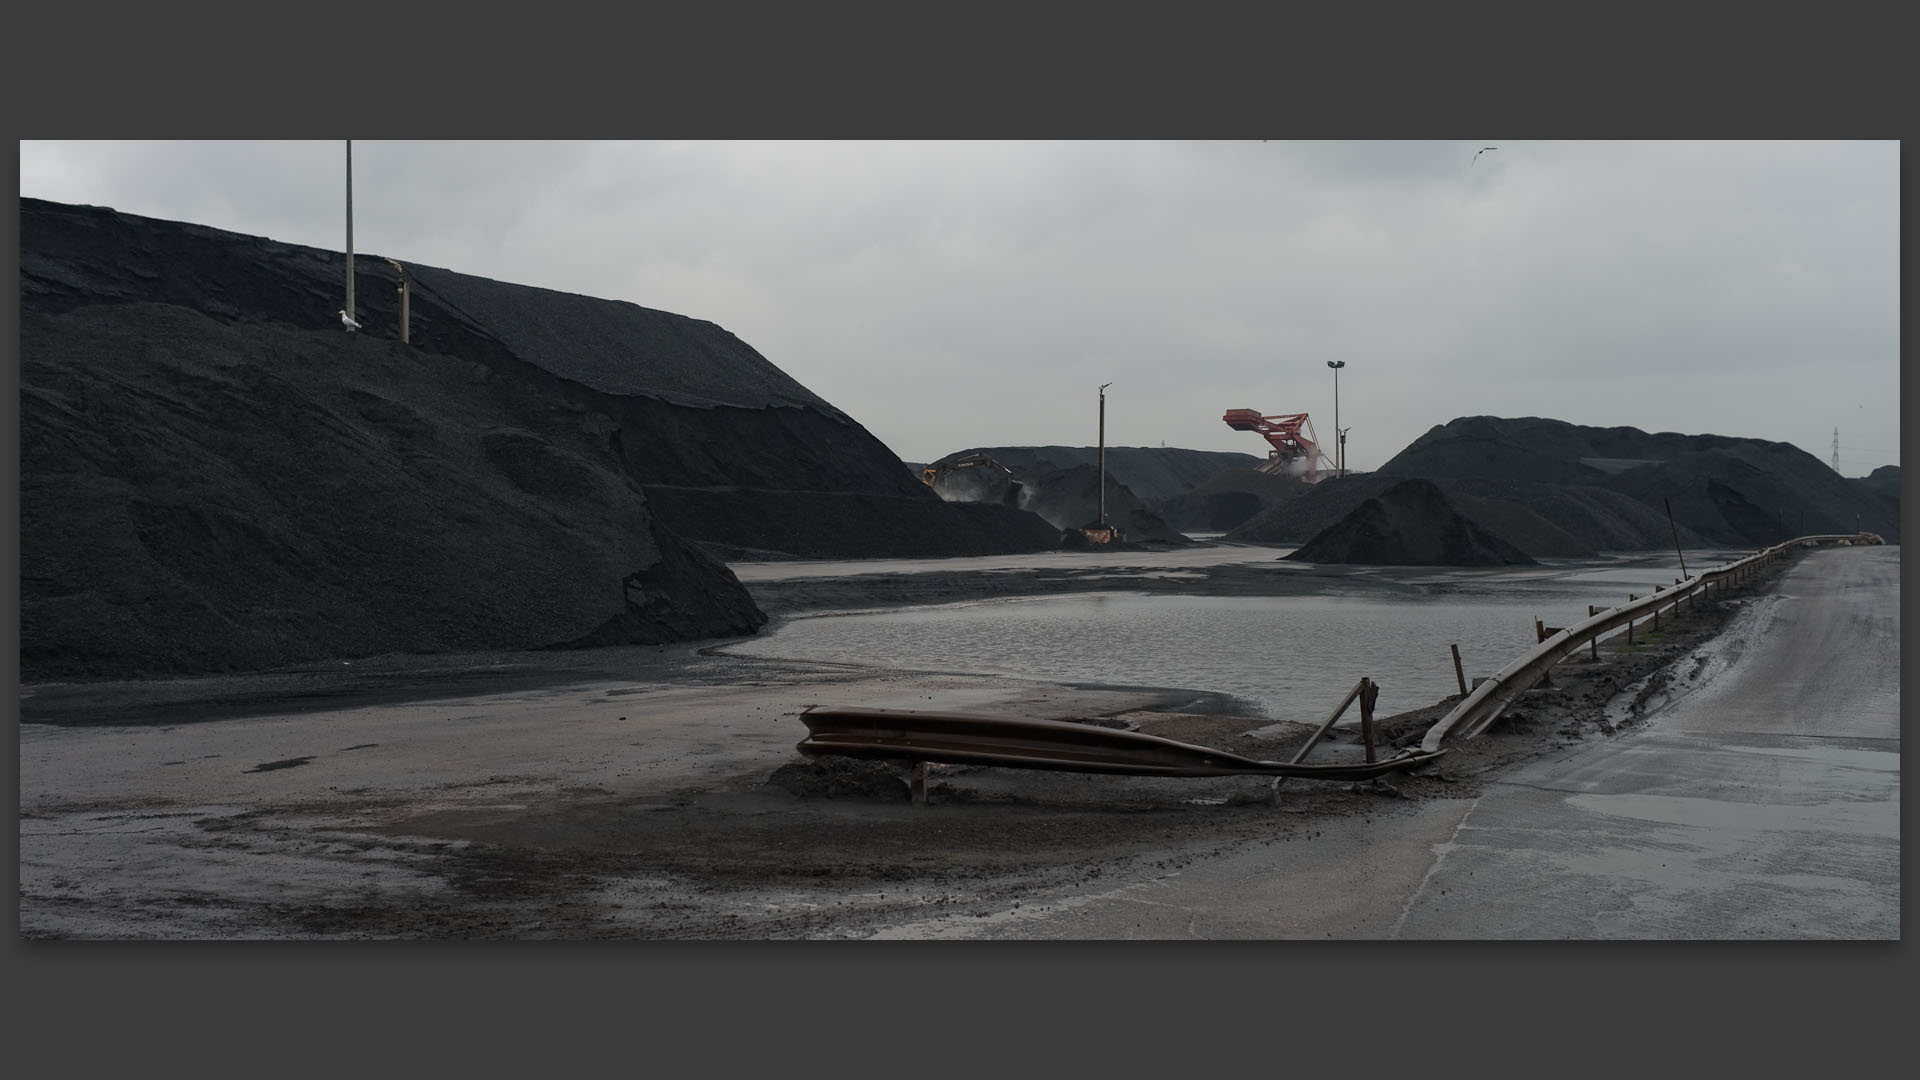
left=1359, top=678, right=1379, bottom=763
left=1588, top=606, right=1602, bottom=659
left=1626, top=594, right=1637, bottom=645
left=1451, top=643, right=1467, bottom=696
left=910, top=761, right=928, bottom=805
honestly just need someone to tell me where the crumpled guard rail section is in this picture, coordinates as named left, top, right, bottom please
left=796, top=706, right=1445, bottom=780
left=795, top=534, right=1879, bottom=789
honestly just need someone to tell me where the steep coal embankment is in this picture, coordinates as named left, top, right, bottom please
left=18, top=199, right=1051, bottom=678
left=1013, top=462, right=1187, bottom=543
left=20, top=302, right=763, bottom=679
left=1284, top=479, right=1535, bottom=566
left=21, top=199, right=1058, bottom=565
left=924, top=445, right=1260, bottom=542
left=1154, top=468, right=1310, bottom=533
left=1231, top=416, right=1898, bottom=563
left=943, top=445, right=1263, bottom=504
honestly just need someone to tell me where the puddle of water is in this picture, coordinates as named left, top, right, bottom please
left=729, top=591, right=1574, bottom=723
left=725, top=550, right=1760, bottom=724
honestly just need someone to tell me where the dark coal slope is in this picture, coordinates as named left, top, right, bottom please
left=396, top=263, right=1063, bottom=558
left=1230, top=416, right=1898, bottom=561
left=944, top=445, right=1262, bottom=502
left=1856, top=465, right=1900, bottom=501
left=1012, top=463, right=1186, bottom=543
left=20, top=303, right=764, bottom=680
left=927, top=444, right=1266, bottom=542
left=1285, top=479, right=1536, bottom=566
left=21, top=198, right=1056, bottom=560
left=1388, top=416, right=1899, bottom=544
left=1154, top=468, right=1311, bottom=533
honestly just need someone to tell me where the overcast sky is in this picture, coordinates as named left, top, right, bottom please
left=18, top=140, right=1901, bottom=475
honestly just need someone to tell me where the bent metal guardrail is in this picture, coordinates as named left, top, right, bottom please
left=794, top=533, right=1878, bottom=796
left=797, top=702, right=1447, bottom=781
left=1416, top=533, right=1880, bottom=754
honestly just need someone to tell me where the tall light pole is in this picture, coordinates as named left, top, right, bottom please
left=1326, top=360, right=1345, bottom=478
left=344, top=139, right=355, bottom=330
left=1098, top=382, right=1112, bottom=528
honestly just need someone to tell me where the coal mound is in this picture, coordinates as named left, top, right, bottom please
left=1011, top=462, right=1186, bottom=544
left=1232, top=416, right=1898, bottom=563
left=21, top=198, right=1060, bottom=564
left=18, top=197, right=1060, bottom=678
left=1152, top=468, right=1311, bottom=532
left=941, top=445, right=1262, bottom=503
left=1284, top=479, right=1535, bottom=566
left=926, top=445, right=1264, bottom=543
left=21, top=302, right=764, bottom=679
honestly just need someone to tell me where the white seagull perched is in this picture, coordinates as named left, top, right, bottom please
left=1473, top=146, right=1498, bottom=164
left=338, top=309, right=361, bottom=332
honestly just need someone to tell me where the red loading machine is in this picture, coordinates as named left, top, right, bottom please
left=1222, top=409, right=1333, bottom=482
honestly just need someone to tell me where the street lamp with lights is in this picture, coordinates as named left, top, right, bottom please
left=1327, top=360, right=1346, bottom=478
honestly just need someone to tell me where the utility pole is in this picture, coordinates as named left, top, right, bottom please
left=344, top=140, right=355, bottom=330
left=385, top=258, right=410, bottom=344
left=1831, top=428, right=1840, bottom=473
left=1327, top=360, right=1346, bottom=478
left=1098, top=382, right=1112, bottom=528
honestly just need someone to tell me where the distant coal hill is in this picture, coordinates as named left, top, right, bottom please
left=923, top=445, right=1271, bottom=541
left=1228, top=415, right=1899, bottom=565
left=1286, top=478, right=1536, bottom=566
left=20, top=198, right=1057, bottom=679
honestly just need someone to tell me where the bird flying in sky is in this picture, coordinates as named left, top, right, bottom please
left=1473, top=146, right=1498, bottom=164
left=338, top=309, right=361, bottom=331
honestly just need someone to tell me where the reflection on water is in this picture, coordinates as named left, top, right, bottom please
left=723, top=550, right=1740, bottom=724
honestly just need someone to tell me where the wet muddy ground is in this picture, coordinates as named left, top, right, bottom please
left=18, top=557, right=1781, bottom=940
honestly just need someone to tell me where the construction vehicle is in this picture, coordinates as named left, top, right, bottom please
left=920, top=454, right=1024, bottom=508
left=1222, top=409, right=1334, bottom=482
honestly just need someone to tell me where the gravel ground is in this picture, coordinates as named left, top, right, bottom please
left=17, top=553, right=1784, bottom=940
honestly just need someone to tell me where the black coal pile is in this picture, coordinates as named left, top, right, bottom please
left=20, top=302, right=764, bottom=679
left=1152, top=468, right=1311, bottom=533
left=943, top=445, right=1261, bottom=503
left=1230, top=416, right=1900, bottom=564
left=21, top=199, right=1059, bottom=565
left=1857, top=465, right=1901, bottom=502
left=1284, top=479, right=1535, bottom=566
left=18, top=198, right=1057, bottom=678
left=926, top=445, right=1269, bottom=542
left=1011, top=462, right=1186, bottom=544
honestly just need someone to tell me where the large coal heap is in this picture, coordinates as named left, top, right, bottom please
left=21, top=301, right=764, bottom=680
left=944, top=445, right=1262, bottom=504
left=18, top=198, right=1062, bottom=679
left=1230, top=416, right=1899, bottom=563
left=1285, top=479, right=1535, bottom=566
left=20, top=198, right=1059, bottom=562
left=1153, top=467, right=1311, bottom=533
left=926, top=446, right=1215, bottom=544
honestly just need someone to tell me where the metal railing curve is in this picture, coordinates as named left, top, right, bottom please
left=1417, top=533, right=1880, bottom=754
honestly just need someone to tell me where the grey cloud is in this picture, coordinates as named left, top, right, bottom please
left=19, top=140, right=1900, bottom=476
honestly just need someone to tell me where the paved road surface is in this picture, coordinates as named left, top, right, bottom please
left=1393, top=545, right=1898, bottom=939
left=876, top=545, right=1900, bottom=939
